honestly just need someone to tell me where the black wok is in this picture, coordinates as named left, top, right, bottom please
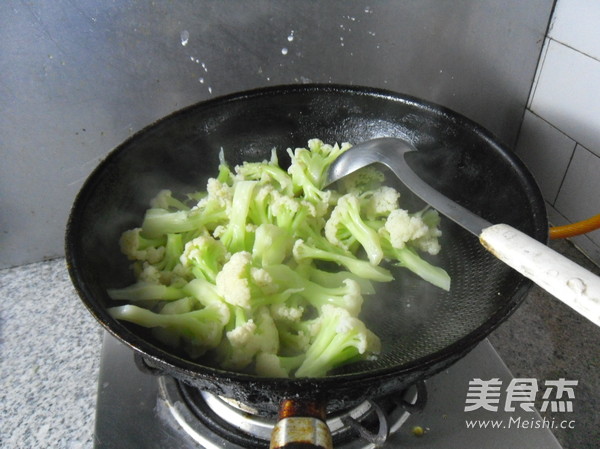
left=65, top=84, right=547, bottom=444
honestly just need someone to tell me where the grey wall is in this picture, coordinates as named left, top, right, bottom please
left=0, top=0, right=554, bottom=269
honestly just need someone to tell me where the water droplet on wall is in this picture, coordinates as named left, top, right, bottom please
left=281, top=47, right=288, bottom=55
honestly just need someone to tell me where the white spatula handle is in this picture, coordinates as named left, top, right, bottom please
left=480, top=224, right=600, bottom=327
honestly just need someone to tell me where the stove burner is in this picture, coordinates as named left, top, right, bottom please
left=157, top=376, right=425, bottom=449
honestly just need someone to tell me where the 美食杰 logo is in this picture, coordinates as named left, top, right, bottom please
left=463, top=378, right=578, bottom=430
left=465, top=378, right=577, bottom=413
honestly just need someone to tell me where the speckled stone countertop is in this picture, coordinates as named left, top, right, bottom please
left=1, top=259, right=102, bottom=448
left=1, top=239, right=598, bottom=449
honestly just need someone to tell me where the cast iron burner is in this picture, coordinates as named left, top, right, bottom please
left=157, top=376, right=425, bottom=449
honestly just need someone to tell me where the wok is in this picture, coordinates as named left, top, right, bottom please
left=65, top=84, right=547, bottom=445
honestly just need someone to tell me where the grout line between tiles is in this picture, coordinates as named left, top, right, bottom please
left=526, top=110, right=580, bottom=144
left=551, top=142, right=578, bottom=206
left=527, top=38, right=552, bottom=110
left=550, top=37, right=600, bottom=64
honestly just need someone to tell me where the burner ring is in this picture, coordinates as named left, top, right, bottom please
left=158, top=376, right=422, bottom=449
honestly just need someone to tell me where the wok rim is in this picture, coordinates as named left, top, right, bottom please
left=65, top=83, right=547, bottom=392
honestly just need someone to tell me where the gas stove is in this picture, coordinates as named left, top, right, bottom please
left=94, top=333, right=563, bottom=448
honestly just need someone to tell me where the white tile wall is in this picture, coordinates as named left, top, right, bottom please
left=529, top=40, right=600, bottom=157
left=517, top=0, right=600, bottom=266
left=549, top=0, right=600, bottom=61
left=515, top=111, right=575, bottom=202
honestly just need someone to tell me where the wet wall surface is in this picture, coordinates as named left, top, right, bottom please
left=1, top=0, right=553, bottom=268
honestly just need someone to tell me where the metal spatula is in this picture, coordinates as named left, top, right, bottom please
left=325, top=137, right=600, bottom=327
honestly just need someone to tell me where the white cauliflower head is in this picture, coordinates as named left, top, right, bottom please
left=362, top=186, right=400, bottom=219
left=382, top=209, right=428, bottom=249
left=215, top=251, right=254, bottom=308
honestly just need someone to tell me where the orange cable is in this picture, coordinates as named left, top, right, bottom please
left=549, top=214, right=600, bottom=240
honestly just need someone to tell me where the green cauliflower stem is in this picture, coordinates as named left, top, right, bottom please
left=286, top=140, right=348, bottom=216
left=293, top=239, right=394, bottom=282
left=150, top=189, right=191, bottom=211
left=247, top=185, right=276, bottom=225
left=107, top=281, right=187, bottom=301
left=159, top=297, right=196, bottom=315
left=213, top=180, right=257, bottom=253
left=263, top=263, right=364, bottom=316
left=255, top=352, right=306, bottom=378
left=382, top=240, right=451, bottom=291
left=216, top=148, right=235, bottom=185
left=304, top=264, right=376, bottom=295
left=182, top=278, right=228, bottom=308
left=108, top=302, right=230, bottom=355
left=141, top=207, right=222, bottom=238
left=325, top=193, right=384, bottom=265
left=235, top=149, right=294, bottom=195
left=155, top=233, right=184, bottom=272
left=252, top=223, right=294, bottom=266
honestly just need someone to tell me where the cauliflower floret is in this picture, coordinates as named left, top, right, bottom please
left=270, top=303, right=305, bottom=322
left=179, top=235, right=228, bottom=282
left=361, top=186, right=400, bottom=219
left=219, top=306, right=280, bottom=370
left=294, top=305, right=381, bottom=378
left=215, top=251, right=275, bottom=308
left=269, top=193, right=317, bottom=234
left=215, top=251, right=253, bottom=308
left=136, top=262, right=162, bottom=284
left=414, top=234, right=442, bottom=255
left=412, top=209, right=443, bottom=255
left=250, top=266, right=277, bottom=294
left=270, top=193, right=300, bottom=218
left=120, top=228, right=165, bottom=264
left=194, top=177, right=232, bottom=211
left=137, top=261, right=188, bottom=287
left=382, top=209, right=429, bottom=249
left=226, top=318, right=257, bottom=345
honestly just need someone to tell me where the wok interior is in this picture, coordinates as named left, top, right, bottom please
left=68, top=86, right=546, bottom=384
